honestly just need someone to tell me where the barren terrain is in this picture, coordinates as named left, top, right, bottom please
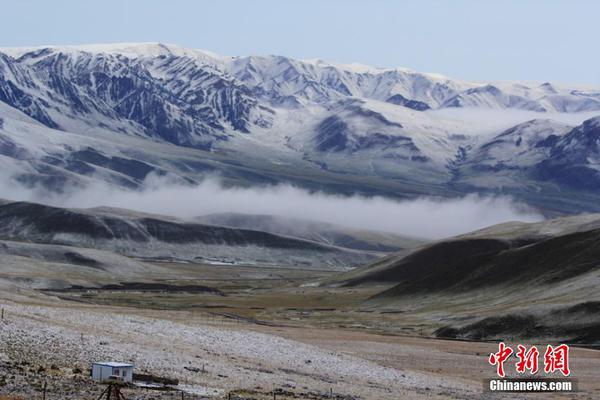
left=1, top=260, right=599, bottom=399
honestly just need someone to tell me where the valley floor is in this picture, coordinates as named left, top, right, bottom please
left=0, top=296, right=599, bottom=400
left=0, top=255, right=599, bottom=399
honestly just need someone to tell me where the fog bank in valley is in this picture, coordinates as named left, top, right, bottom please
left=0, top=174, right=543, bottom=239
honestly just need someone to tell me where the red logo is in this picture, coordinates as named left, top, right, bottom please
left=543, top=344, right=570, bottom=376
left=488, top=342, right=513, bottom=377
left=488, top=343, right=571, bottom=377
left=516, top=344, right=539, bottom=374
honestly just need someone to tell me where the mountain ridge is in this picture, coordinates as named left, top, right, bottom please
left=2, top=42, right=600, bottom=214
left=0, top=200, right=380, bottom=268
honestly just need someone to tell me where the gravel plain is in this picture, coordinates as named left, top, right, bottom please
left=0, top=299, right=485, bottom=400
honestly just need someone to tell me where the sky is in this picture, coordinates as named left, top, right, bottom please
left=1, top=0, right=599, bottom=85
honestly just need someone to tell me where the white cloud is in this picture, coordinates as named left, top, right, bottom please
left=428, top=108, right=599, bottom=136
left=0, top=174, right=543, bottom=239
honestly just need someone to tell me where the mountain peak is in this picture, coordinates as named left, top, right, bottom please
left=0, top=42, right=229, bottom=65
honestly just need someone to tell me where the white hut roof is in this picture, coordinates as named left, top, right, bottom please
left=93, top=362, right=134, bottom=368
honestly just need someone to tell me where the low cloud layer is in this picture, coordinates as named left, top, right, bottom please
left=0, top=175, right=542, bottom=239
left=428, top=108, right=599, bottom=136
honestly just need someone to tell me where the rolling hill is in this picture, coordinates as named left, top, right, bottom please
left=323, top=214, right=600, bottom=344
left=0, top=200, right=379, bottom=269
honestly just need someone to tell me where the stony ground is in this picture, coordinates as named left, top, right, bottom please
left=0, top=298, right=598, bottom=399
left=0, top=299, right=480, bottom=400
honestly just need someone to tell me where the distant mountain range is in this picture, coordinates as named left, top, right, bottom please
left=1, top=43, right=600, bottom=213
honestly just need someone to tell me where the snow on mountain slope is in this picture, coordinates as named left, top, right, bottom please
left=7, top=43, right=598, bottom=113
left=225, top=53, right=467, bottom=108
left=0, top=46, right=273, bottom=149
left=1, top=42, right=229, bottom=68
left=534, top=116, right=600, bottom=191
left=0, top=52, right=59, bottom=129
left=2, top=43, right=600, bottom=213
left=0, top=106, right=146, bottom=190
left=232, top=98, right=478, bottom=186
left=223, top=52, right=600, bottom=113
left=441, top=84, right=547, bottom=111
left=468, top=119, right=573, bottom=169
left=307, top=99, right=472, bottom=167
left=3, top=43, right=599, bottom=130
left=446, top=116, right=600, bottom=208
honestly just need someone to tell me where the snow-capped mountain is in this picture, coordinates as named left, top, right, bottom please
left=223, top=53, right=600, bottom=113
left=534, top=116, right=600, bottom=191
left=1, top=43, right=600, bottom=213
left=465, top=119, right=572, bottom=172
left=1, top=44, right=274, bottom=149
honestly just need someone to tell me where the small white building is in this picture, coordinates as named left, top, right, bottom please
left=91, top=362, right=134, bottom=383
